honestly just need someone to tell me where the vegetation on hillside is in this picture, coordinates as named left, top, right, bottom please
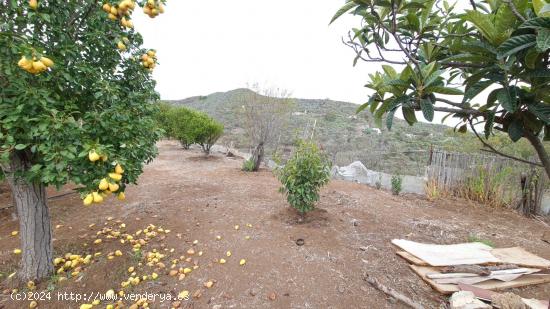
left=167, top=88, right=538, bottom=176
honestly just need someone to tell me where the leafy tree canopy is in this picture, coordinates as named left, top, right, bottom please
left=332, top=0, right=550, bottom=177
left=0, top=0, right=166, bottom=202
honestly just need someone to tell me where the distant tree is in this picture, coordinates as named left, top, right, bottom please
left=168, top=106, right=199, bottom=149
left=155, top=102, right=175, bottom=138
left=277, top=141, right=332, bottom=220
left=332, top=0, right=550, bottom=178
left=237, top=85, right=293, bottom=171
left=194, top=113, right=224, bottom=155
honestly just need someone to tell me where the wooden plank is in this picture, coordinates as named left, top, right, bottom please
left=491, top=247, right=550, bottom=269
left=392, top=239, right=499, bottom=266
left=396, top=251, right=428, bottom=266
left=410, top=265, right=550, bottom=295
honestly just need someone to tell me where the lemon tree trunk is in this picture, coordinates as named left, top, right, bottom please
left=1, top=153, right=53, bottom=281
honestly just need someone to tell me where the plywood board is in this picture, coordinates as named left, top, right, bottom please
left=491, top=247, right=550, bottom=269
left=396, top=251, right=429, bottom=266
left=410, top=265, right=550, bottom=295
left=393, top=239, right=499, bottom=266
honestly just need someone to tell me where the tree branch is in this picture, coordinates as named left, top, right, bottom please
left=504, top=0, right=526, bottom=22
left=468, top=119, right=543, bottom=167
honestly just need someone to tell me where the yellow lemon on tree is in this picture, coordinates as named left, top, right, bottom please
left=92, top=192, right=103, bottom=203
left=29, top=0, right=38, bottom=9
left=109, top=182, right=119, bottom=192
left=18, top=56, right=33, bottom=70
left=32, top=61, right=46, bottom=72
left=83, top=194, right=94, bottom=206
left=117, top=192, right=126, bottom=201
left=40, top=56, right=54, bottom=67
left=109, top=173, right=122, bottom=181
left=99, top=178, right=109, bottom=191
left=88, top=150, right=100, bottom=162
left=117, top=41, right=126, bottom=51
left=115, top=164, right=124, bottom=174
left=102, top=3, right=111, bottom=12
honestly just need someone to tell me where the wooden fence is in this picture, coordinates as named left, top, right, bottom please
left=427, top=149, right=548, bottom=215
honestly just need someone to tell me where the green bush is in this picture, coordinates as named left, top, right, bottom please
left=168, top=107, right=198, bottom=149
left=155, top=104, right=224, bottom=153
left=154, top=102, right=175, bottom=138
left=277, top=141, right=331, bottom=217
left=391, top=175, right=402, bottom=195
left=242, top=158, right=255, bottom=172
left=193, top=114, right=224, bottom=154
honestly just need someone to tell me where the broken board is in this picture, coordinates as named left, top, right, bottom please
left=491, top=247, right=550, bottom=269
left=392, top=239, right=499, bottom=266
left=458, top=283, right=550, bottom=309
left=410, top=265, right=550, bottom=295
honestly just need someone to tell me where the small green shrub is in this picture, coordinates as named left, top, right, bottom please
left=391, top=175, right=402, bottom=195
left=277, top=141, right=331, bottom=217
left=242, top=158, right=255, bottom=172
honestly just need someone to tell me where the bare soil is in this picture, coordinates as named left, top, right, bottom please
left=0, top=140, right=549, bottom=309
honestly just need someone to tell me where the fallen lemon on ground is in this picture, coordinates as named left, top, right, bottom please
left=219, top=258, right=226, bottom=264
left=11, top=231, right=18, bottom=236
left=178, top=290, right=189, bottom=299
left=240, top=259, right=246, bottom=266
left=13, top=249, right=21, bottom=254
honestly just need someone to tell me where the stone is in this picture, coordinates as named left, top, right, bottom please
left=449, top=291, right=491, bottom=309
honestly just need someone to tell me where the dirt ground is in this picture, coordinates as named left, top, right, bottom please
left=0, top=140, right=549, bottom=309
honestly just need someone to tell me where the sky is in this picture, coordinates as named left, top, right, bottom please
left=132, top=0, right=372, bottom=104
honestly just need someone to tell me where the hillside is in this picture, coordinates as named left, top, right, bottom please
left=166, top=89, right=535, bottom=176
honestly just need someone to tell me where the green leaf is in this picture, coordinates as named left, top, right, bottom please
left=386, top=109, right=397, bottom=130
left=537, top=29, right=550, bottom=51
left=508, top=119, right=524, bottom=142
left=484, top=111, right=495, bottom=138
left=14, top=144, right=27, bottom=150
left=424, top=86, right=464, bottom=95
left=402, top=106, right=418, bottom=125
left=356, top=96, right=374, bottom=114
left=497, top=34, right=537, bottom=59
left=528, top=103, right=550, bottom=124
left=419, top=98, right=434, bottom=122
left=524, top=48, right=540, bottom=69
left=463, top=10, right=502, bottom=46
left=497, top=87, right=518, bottom=112
left=329, top=1, right=358, bottom=24
left=519, top=17, right=550, bottom=29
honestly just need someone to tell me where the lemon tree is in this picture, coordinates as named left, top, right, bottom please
left=332, top=0, right=550, bottom=178
left=0, top=0, right=166, bottom=281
